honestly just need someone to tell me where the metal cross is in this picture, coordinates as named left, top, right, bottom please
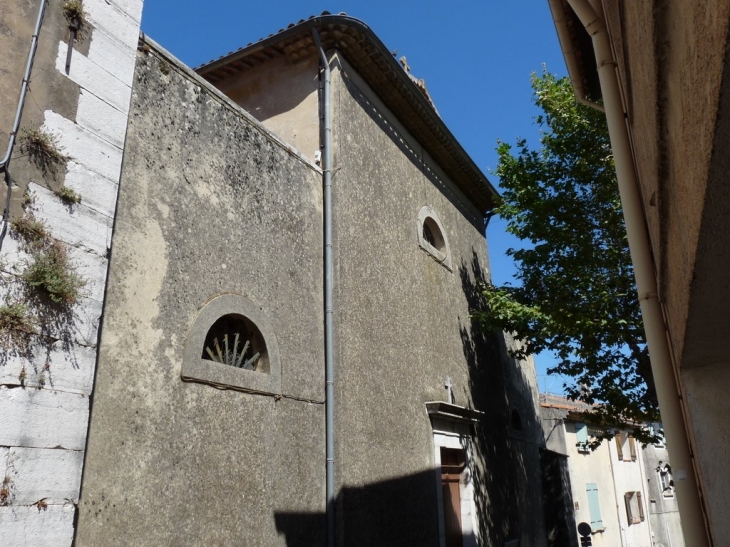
left=445, top=376, right=454, bottom=404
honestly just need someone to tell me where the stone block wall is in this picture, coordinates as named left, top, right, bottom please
left=0, top=0, right=143, bottom=544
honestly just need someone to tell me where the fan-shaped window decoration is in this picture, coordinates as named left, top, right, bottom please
left=202, top=314, right=267, bottom=372
left=183, top=293, right=280, bottom=394
left=417, top=206, right=452, bottom=271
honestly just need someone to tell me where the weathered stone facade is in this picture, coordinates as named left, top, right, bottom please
left=2, top=9, right=548, bottom=546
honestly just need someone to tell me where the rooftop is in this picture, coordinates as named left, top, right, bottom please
left=195, top=12, right=500, bottom=215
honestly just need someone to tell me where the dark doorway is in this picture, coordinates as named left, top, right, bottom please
left=441, top=447, right=467, bottom=547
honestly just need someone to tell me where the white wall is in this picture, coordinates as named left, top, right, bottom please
left=563, top=422, right=623, bottom=547
left=0, top=1, right=143, bottom=544
left=607, top=434, right=653, bottom=547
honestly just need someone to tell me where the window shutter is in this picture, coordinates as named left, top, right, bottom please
left=629, top=436, right=637, bottom=461
left=624, top=492, right=633, bottom=522
left=637, top=492, right=645, bottom=521
left=576, top=422, right=588, bottom=450
left=586, top=483, right=603, bottom=530
left=615, top=433, right=624, bottom=460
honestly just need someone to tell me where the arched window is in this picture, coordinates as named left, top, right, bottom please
left=202, top=314, right=268, bottom=372
left=183, top=293, right=280, bottom=394
left=417, top=206, right=452, bottom=271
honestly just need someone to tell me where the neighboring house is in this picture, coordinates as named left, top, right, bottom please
left=541, top=395, right=684, bottom=547
left=547, top=1, right=730, bottom=543
left=0, top=4, right=548, bottom=546
left=642, top=427, right=685, bottom=547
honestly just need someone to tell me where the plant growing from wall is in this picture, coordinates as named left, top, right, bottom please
left=54, top=186, right=81, bottom=205
left=158, top=58, right=171, bottom=76
left=11, top=213, right=84, bottom=307
left=62, top=0, right=86, bottom=34
left=23, top=239, right=84, bottom=306
left=0, top=476, right=12, bottom=506
left=18, top=127, right=67, bottom=177
left=0, top=302, right=34, bottom=352
left=38, top=362, right=48, bottom=387
left=11, top=215, right=48, bottom=244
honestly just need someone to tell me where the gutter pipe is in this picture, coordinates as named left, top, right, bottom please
left=312, top=28, right=336, bottom=547
left=0, top=0, right=47, bottom=252
left=562, top=0, right=710, bottom=544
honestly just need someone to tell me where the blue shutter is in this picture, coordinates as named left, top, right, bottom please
left=586, top=483, right=603, bottom=530
left=576, top=422, right=588, bottom=449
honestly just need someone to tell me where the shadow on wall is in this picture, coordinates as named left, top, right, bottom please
left=274, top=469, right=475, bottom=547
left=540, top=449, right=579, bottom=547
left=457, top=250, right=546, bottom=546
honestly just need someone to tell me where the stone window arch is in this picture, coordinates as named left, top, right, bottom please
left=183, top=293, right=280, bottom=394
left=417, top=206, right=452, bottom=271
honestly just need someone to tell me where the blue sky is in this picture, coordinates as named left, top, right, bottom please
left=140, top=0, right=569, bottom=394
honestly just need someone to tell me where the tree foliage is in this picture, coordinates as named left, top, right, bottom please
left=475, top=72, right=659, bottom=444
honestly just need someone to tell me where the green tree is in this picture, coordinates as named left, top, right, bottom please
left=476, top=71, right=659, bottom=444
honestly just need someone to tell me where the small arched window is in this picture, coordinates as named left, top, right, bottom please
left=202, top=314, right=268, bottom=373
left=183, top=293, right=280, bottom=394
left=417, top=206, right=452, bottom=271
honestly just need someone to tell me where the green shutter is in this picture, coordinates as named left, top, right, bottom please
left=586, top=483, right=603, bottom=529
left=576, top=422, right=588, bottom=449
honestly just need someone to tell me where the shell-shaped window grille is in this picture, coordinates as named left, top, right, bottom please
left=201, top=314, right=265, bottom=371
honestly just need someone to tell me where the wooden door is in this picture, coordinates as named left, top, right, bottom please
left=441, top=447, right=466, bottom=547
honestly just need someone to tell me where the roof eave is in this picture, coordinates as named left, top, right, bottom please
left=196, top=14, right=500, bottom=213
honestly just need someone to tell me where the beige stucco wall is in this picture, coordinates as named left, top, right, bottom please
left=600, top=2, right=730, bottom=542
left=603, top=0, right=730, bottom=364
left=215, top=54, right=320, bottom=163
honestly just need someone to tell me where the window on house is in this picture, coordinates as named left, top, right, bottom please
left=628, top=436, right=637, bottom=461
left=586, top=483, right=603, bottom=530
left=417, top=206, right=452, bottom=271
left=202, top=313, right=267, bottom=372
left=182, top=293, right=281, bottom=395
left=624, top=491, right=645, bottom=524
left=576, top=422, right=590, bottom=452
left=615, top=432, right=636, bottom=461
left=658, top=463, right=674, bottom=498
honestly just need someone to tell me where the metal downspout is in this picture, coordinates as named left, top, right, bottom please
left=0, top=0, right=47, bottom=252
left=312, top=28, right=335, bottom=547
left=564, top=1, right=710, bottom=544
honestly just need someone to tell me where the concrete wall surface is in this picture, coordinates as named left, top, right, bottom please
left=329, top=54, right=546, bottom=547
left=74, top=44, right=327, bottom=546
left=0, top=0, right=142, bottom=545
